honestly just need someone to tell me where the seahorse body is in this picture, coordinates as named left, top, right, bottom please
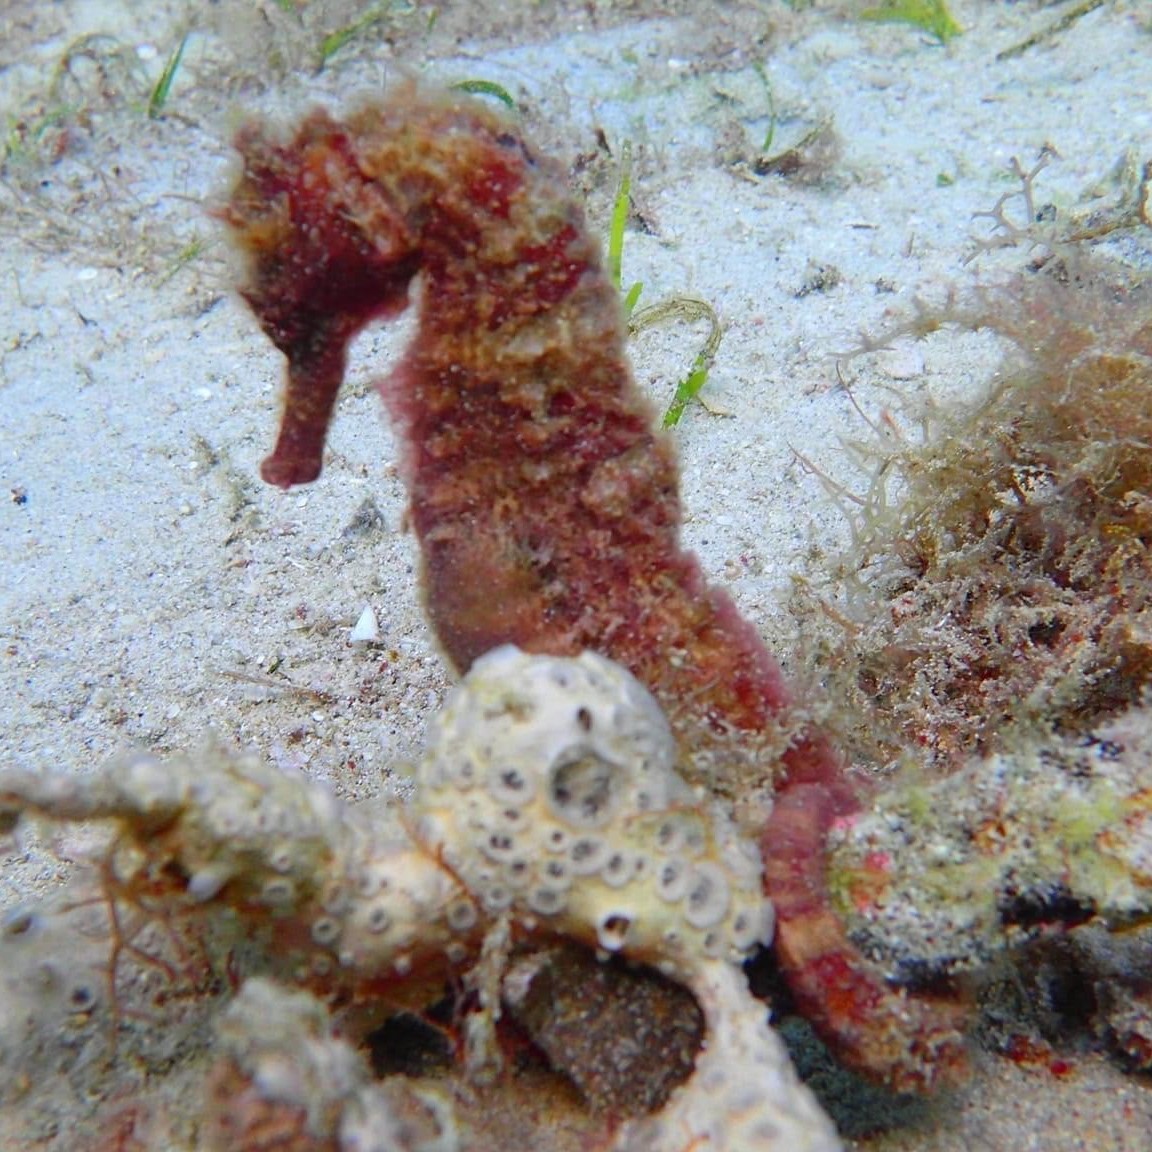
left=222, top=85, right=967, bottom=1091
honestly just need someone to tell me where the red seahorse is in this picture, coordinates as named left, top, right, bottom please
left=220, top=83, right=967, bottom=1092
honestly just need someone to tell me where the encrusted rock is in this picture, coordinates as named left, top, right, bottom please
left=502, top=944, right=703, bottom=1116
left=827, top=708, right=1152, bottom=982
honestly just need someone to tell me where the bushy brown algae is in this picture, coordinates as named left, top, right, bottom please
left=805, top=240, right=1152, bottom=771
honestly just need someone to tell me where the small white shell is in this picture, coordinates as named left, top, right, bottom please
left=349, top=604, right=379, bottom=644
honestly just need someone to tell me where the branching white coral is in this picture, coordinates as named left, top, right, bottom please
left=0, top=647, right=841, bottom=1152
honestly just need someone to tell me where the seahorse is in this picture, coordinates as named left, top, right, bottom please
left=221, top=83, right=967, bottom=1091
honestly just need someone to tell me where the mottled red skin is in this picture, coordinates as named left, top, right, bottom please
left=222, top=86, right=967, bottom=1091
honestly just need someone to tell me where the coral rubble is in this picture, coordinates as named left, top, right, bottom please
left=205, top=979, right=458, bottom=1152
